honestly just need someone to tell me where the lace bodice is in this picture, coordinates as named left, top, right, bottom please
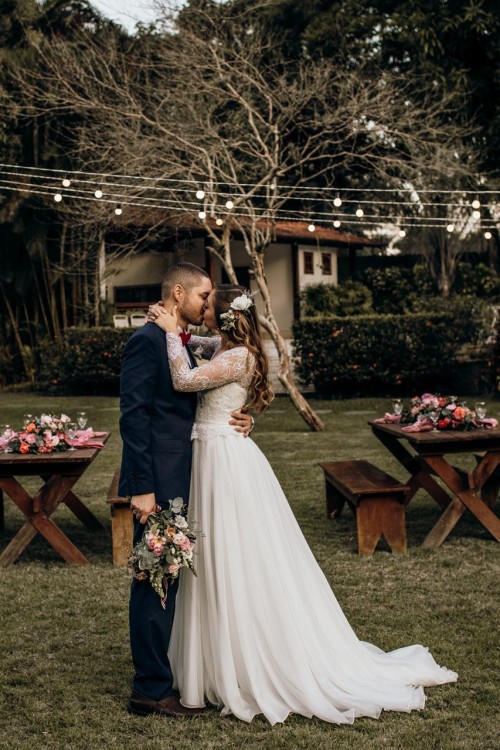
left=166, top=333, right=255, bottom=440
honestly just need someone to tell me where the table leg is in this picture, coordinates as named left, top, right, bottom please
left=0, top=474, right=90, bottom=566
left=371, top=428, right=451, bottom=509
left=421, top=455, right=500, bottom=545
left=63, top=491, right=104, bottom=530
left=0, top=488, right=3, bottom=531
left=421, top=498, right=466, bottom=548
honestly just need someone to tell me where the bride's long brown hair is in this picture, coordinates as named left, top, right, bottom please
left=213, top=284, right=274, bottom=413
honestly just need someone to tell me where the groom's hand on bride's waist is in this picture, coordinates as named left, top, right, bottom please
left=130, top=493, right=156, bottom=524
left=229, top=407, right=254, bottom=438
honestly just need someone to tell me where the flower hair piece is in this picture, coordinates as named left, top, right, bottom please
left=219, top=290, right=258, bottom=332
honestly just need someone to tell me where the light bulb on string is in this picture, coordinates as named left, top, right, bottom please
left=198, top=210, right=206, bottom=220
left=196, top=189, right=205, bottom=200
left=355, top=208, right=364, bottom=218
left=114, top=205, right=123, bottom=216
left=471, top=199, right=481, bottom=210
left=225, top=200, right=234, bottom=210
left=446, top=224, right=454, bottom=233
left=308, top=224, right=315, bottom=232
left=399, top=229, right=406, bottom=238
left=333, top=196, right=342, bottom=208
left=62, top=177, right=71, bottom=188
left=95, top=188, right=103, bottom=199
left=472, top=210, right=481, bottom=220
left=333, top=220, right=341, bottom=228
left=270, top=181, right=276, bottom=191
left=484, top=231, right=492, bottom=240
left=215, top=218, right=223, bottom=226
left=54, top=192, right=62, bottom=203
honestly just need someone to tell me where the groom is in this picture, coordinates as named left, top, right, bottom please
left=119, top=262, right=252, bottom=717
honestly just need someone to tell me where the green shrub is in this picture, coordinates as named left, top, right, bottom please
left=36, top=327, right=134, bottom=394
left=292, top=305, right=493, bottom=397
left=302, top=280, right=373, bottom=317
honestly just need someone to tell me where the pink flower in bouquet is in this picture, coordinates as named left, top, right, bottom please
left=168, top=563, right=180, bottom=575
left=50, top=435, right=60, bottom=447
left=179, top=537, right=194, bottom=553
left=25, top=433, right=37, bottom=445
left=173, top=532, right=186, bottom=545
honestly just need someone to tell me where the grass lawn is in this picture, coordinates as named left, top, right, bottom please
left=0, top=392, right=499, bottom=750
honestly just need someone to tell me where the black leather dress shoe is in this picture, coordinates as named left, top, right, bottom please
left=128, top=690, right=204, bottom=717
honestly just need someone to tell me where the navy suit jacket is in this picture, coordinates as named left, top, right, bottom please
left=118, top=323, right=197, bottom=505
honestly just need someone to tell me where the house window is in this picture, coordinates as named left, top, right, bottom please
left=114, top=284, right=162, bottom=309
left=303, top=251, right=314, bottom=274
left=321, top=253, right=332, bottom=276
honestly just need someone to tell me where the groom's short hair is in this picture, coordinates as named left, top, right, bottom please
left=161, top=262, right=210, bottom=299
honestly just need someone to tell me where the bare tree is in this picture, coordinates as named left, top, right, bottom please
left=15, top=3, right=474, bottom=428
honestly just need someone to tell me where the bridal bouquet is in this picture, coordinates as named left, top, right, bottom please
left=1, top=414, right=72, bottom=454
left=128, top=497, right=197, bottom=608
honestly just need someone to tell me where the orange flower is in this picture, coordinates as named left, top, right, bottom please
left=25, top=423, right=36, bottom=433
left=454, top=407, right=465, bottom=420
left=20, top=442, right=30, bottom=453
left=166, top=527, right=176, bottom=538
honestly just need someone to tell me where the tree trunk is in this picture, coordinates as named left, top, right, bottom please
left=252, top=252, right=325, bottom=431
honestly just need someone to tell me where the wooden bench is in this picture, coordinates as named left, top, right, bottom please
left=319, top=460, right=410, bottom=556
left=107, top=467, right=133, bottom=565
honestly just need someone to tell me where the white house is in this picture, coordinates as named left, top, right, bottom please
left=105, top=216, right=385, bottom=336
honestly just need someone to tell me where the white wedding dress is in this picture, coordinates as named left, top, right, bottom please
left=166, top=333, right=457, bottom=725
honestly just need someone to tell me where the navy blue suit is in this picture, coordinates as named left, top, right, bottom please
left=119, top=323, right=197, bottom=700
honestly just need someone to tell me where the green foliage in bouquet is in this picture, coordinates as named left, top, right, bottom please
left=128, top=497, right=197, bottom=607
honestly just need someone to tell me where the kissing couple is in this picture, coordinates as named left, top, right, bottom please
left=119, top=262, right=457, bottom=725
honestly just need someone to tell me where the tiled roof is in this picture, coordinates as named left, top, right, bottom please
left=163, top=214, right=385, bottom=248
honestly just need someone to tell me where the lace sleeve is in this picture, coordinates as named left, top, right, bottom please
left=166, top=333, right=253, bottom=392
left=188, top=334, right=221, bottom=360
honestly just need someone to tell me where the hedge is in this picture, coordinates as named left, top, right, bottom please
left=36, top=327, right=135, bottom=395
left=292, top=311, right=493, bottom=398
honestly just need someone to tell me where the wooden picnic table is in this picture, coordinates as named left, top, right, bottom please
left=369, top=421, right=500, bottom=547
left=0, top=434, right=109, bottom=566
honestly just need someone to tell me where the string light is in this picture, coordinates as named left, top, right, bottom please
left=333, top=196, right=342, bottom=207
left=472, top=210, right=481, bottom=220
left=195, top=189, right=205, bottom=200
left=471, top=199, right=481, bottom=209
left=225, top=200, right=234, bottom=209
left=446, top=224, right=455, bottom=233
left=308, top=224, right=315, bottom=232
left=114, top=205, right=123, bottom=215
left=484, top=231, right=492, bottom=240
left=399, top=229, right=406, bottom=238
left=54, top=192, right=62, bottom=202
left=62, top=177, right=71, bottom=188
left=198, top=210, right=206, bottom=220
left=215, top=218, right=223, bottom=226
left=333, top=220, right=341, bottom=228
left=355, top=208, right=364, bottom=217
left=94, top=188, right=103, bottom=199
left=0, top=170, right=497, bottom=234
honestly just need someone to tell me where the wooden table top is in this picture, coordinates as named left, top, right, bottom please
left=0, top=433, right=110, bottom=474
left=369, top=421, right=500, bottom=453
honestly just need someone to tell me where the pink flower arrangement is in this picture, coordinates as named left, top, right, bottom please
left=404, top=395, right=497, bottom=431
left=128, top=497, right=198, bottom=607
left=1, top=414, right=72, bottom=454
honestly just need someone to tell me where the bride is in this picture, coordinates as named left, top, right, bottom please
left=149, top=284, right=457, bottom=725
